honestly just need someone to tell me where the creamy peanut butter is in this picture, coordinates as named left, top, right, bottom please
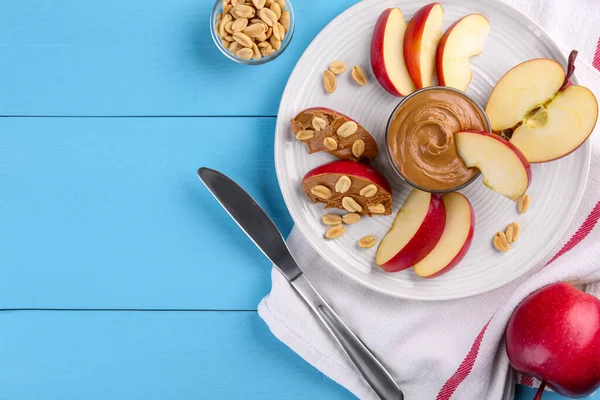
left=387, top=88, right=488, bottom=191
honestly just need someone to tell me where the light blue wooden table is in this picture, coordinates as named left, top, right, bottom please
left=0, top=1, right=593, bottom=398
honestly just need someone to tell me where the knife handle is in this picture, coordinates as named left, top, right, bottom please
left=292, top=274, right=404, bottom=400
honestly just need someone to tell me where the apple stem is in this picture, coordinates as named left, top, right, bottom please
left=560, top=50, right=578, bottom=91
left=533, top=380, right=546, bottom=400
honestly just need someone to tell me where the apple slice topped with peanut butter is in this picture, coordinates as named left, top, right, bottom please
left=302, top=160, right=392, bottom=216
left=292, top=107, right=379, bottom=162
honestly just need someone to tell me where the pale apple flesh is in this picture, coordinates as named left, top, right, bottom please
left=436, top=14, right=490, bottom=91
left=413, top=192, right=474, bottom=278
left=485, top=59, right=565, bottom=131
left=510, top=85, right=599, bottom=162
left=455, top=131, right=531, bottom=201
left=376, top=189, right=446, bottom=272
left=403, top=3, right=444, bottom=88
left=371, top=8, right=416, bottom=96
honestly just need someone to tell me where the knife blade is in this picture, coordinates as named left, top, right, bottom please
left=198, top=167, right=404, bottom=400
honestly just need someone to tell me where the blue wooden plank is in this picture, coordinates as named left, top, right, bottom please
left=0, top=309, right=592, bottom=400
left=0, top=0, right=358, bottom=116
left=0, top=117, right=292, bottom=309
left=0, top=310, right=353, bottom=400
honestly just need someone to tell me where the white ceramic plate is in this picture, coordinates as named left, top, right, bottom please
left=274, top=0, right=591, bottom=300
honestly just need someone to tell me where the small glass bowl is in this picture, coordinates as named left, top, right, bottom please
left=210, top=0, right=295, bottom=65
left=384, top=86, right=492, bottom=194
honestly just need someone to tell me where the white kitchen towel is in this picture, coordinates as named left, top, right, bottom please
left=258, top=1, right=600, bottom=399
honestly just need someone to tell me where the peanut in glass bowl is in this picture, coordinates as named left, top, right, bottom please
left=210, top=0, right=295, bottom=65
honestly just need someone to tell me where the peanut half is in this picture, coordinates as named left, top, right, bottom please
left=351, top=65, right=368, bottom=86
left=342, top=197, right=362, bottom=213
left=335, top=175, right=351, bottom=193
left=337, top=121, right=358, bottom=138
left=312, top=117, right=327, bottom=131
left=358, top=236, right=376, bottom=249
left=325, top=224, right=345, bottom=239
left=323, top=137, right=338, bottom=150
left=329, top=60, right=347, bottom=75
left=311, top=185, right=332, bottom=199
left=323, top=70, right=337, bottom=94
left=493, top=231, right=510, bottom=252
left=368, top=204, right=385, bottom=214
left=517, top=194, right=530, bottom=214
left=505, top=222, right=520, bottom=243
left=352, top=139, right=365, bottom=158
left=342, top=213, right=361, bottom=224
left=359, top=184, right=377, bottom=198
left=322, top=214, right=342, bottom=226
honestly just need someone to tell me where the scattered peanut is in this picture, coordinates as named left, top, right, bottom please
left=324, top=70, right=337, bottom=94
left=505, top=222, right=520, bottom=243
left=329, top=60, right=347, bottom=75
left=517, top=194, right=530, bottom=214
left=342, top=213, right=361, bottom=224
left=351, top=65, right=368, bottom=86
left=325, top=224, right=345, bottom=239
left=322, top=214, right=342, bottom=226
left=493, top=231, right=510, bottom=252
left=358, top=236, right=376, bottom=249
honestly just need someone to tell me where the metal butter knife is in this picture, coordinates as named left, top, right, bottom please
left=198, top=167, right=404, bottom=400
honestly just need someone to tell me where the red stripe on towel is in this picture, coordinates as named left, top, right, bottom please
left=546, top=201, right=600, bottom=265
left=594, top=38, right=600, bottom=71
left=435, top=321, right=490, bottom=400
left=521, top=376, right=534, bottom=386
left=436, top=201, right=600, bottom=398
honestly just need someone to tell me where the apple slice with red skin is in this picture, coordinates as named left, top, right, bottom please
left=292, top=107, right=379, bottom=162
left=371, top=8, right=416, bottom=96
left=510, top=85, right=598, bottom=163
left=413, top=192, right=474, bottom=278
left=403, top=3, right=444, bottom=89
left=376, top=189, right=446, bottom=272
left=506, top=282, right=600, bottom=399
left=486, top=51, right=599, bottom=163
left=302, top=160, right=393, bottom=216
left=455, top=130, right=531, bottom=201
left=436, top=14, right=490, bottom=91
left=486, top=58, right=566, bottom=131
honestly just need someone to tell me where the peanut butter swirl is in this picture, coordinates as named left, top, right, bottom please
left=387, top=88, right=487, bottom=191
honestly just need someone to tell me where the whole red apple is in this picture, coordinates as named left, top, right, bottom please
left=506, top=282, right=600, bottom=399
